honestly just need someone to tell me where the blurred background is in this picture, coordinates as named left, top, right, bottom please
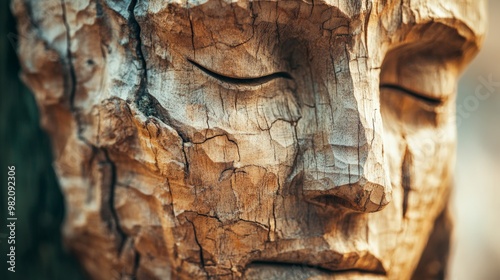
left=450, top=1, right=500, bottom=279
left=0, top=1, right=498, bottom=280
left=0, top=1, right=84, bottom=279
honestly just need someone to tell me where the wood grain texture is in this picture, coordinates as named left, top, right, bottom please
left=12, top=0, right=485, bottom=279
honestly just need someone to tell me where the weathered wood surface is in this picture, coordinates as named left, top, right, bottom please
left=13, top=0, right=485, bottom=279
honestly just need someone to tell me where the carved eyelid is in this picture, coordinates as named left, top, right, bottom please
left=187, top=58, right=293, bottom=86
left=379, top=83, right=446, bottom=106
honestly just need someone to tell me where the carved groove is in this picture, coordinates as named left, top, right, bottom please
left=188, top=58, right=293, bottom=86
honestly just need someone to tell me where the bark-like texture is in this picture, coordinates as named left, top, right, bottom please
left=13, top=0, right=485, bottom=279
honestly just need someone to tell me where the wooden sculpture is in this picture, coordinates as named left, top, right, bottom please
left=12, top=0, right=486, bottom=279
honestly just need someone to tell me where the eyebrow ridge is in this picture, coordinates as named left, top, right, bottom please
left=187, top=58, right=293, bottom=86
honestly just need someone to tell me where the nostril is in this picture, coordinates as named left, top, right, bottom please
left=303, top=182, right=391, bottom=213
left=311, top=195, right=360, bottom=210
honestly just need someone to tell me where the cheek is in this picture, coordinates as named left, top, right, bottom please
left=373, top=126, right=455, bottom=276
left=236, top=122, right=298, bottom=168
left=405, top=127, right=456, bottom=213
left=170, top=140, right=291, bottom=271
left=178, top=125, right=298, bottom=220
left=383, top=124, right=455, bottom=220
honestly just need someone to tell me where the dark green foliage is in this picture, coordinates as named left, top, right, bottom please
left=0, top=1, right=85, bottom=279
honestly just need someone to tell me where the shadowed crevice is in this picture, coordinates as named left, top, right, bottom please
left=380, top=84, right=444, bottom=106
left=188, top=58, right=293, bottom=86
left=402, top=147, right=412, bottom=218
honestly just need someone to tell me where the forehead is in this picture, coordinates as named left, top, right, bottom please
left=397, top=0, right=487, bottom=34
left=154, top=0, right=486, bottom=25
left=142, top=0, right=486, bottom=55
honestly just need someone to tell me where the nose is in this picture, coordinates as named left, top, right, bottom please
left=300, top=96, right=391, bottom=213
left=298, top=50, right=391, bottom=213
left=301, top=120, right=391, bottom=212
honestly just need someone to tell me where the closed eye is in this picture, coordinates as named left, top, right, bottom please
left=188, top=58, right=293, bottom=86
left=380, top=84, right=445, bottom=106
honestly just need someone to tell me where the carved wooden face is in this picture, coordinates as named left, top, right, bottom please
left=15, top=0, right=486, bottom=279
